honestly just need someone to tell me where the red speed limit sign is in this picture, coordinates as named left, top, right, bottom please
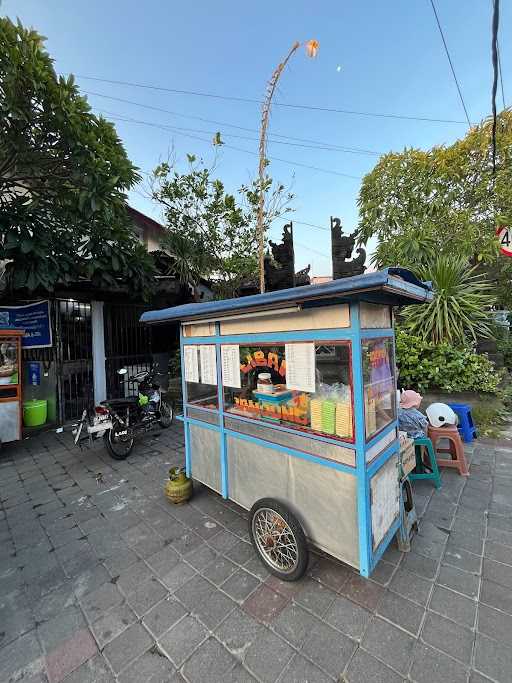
left=497, top=226, right=512, bottom=257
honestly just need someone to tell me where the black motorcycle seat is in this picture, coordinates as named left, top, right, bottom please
left=101, top=397, right=138, bottom=406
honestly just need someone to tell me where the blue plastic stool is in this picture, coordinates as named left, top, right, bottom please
left=447, top=402, right=477, bottom=443
left=410, top=437, right=442, bottom=489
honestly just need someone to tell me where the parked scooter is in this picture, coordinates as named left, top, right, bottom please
left=73, top=364, right=173, bottom=459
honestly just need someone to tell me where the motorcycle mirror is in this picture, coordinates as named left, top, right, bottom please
left=117, top=368, right=128, bottom=375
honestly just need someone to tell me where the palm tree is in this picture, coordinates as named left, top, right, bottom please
left=401, top=255, right=496, bottom=344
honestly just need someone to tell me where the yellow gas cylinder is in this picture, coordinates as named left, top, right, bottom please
left=165, top=467, right=193, bottom=505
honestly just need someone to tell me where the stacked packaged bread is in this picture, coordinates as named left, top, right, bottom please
left=310, top=398, right=323, bottom=432
left=365, top=395, right=377, bottom=434
left=321, top=400, right=336, bottom=435
left=336, top=401, right=352, bottom=438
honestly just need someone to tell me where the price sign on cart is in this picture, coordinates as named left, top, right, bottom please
left=497, top=226, right=512, bottom=257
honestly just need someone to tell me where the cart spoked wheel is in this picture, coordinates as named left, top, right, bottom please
left=249, top=498, right=308, bottom=581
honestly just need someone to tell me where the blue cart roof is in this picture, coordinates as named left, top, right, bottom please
left=140, top=267, right=432, bottom=325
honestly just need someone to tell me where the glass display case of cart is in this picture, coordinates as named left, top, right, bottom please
left=361, top=337, right=396, bottom=440
left=184, top=344, right=219, bottom=410
left=223, top=342, right=354, bottom=442
left=0, top=329, right=24, bottom=444
left=0, top=336, right=20, bottom=386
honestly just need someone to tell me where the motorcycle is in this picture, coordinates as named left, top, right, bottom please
left=73, top=364, right=173, bottom=460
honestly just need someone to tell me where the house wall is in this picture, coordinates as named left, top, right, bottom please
left=144, top=224, right=163, bottom=252
left=128, top=207, right=165, bottom=252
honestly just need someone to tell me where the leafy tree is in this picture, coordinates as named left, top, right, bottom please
left=0, top=17, right=155, bottom=296
left=357, top=111, right=512, bottom=305
left=151, top=154, right=293, bottom=298
left=401, top=255, right=495, bottom=344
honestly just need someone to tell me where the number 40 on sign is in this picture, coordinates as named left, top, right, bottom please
left=497, top=226, right=512, bottom=257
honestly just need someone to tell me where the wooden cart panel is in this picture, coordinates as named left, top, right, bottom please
left=189, top=423, right=222, bottom=494
left=226, top=434, right=360, bottom=569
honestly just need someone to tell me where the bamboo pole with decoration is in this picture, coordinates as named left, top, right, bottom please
left=257, top=39, right=319, bottom=293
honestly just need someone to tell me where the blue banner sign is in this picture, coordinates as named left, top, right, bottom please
left=0, top=301, right=52, bottom=348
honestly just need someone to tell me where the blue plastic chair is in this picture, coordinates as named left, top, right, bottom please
left=447, top=402, right=477, bottom=443
left=410, top=437, right=442, bottom=489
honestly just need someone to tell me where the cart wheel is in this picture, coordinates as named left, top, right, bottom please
left=249, top=498, right=308, bottom=581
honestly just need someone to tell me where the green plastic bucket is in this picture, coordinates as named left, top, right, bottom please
left=23, top=399, right=48, bottom=427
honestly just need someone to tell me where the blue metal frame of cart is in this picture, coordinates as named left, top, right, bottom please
left=142, top=268, right=433, bottom=577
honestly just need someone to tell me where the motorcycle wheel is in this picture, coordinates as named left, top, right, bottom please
left=104, top=420, right=134, bottom=460
left=158, top=400, right=174, bottom=428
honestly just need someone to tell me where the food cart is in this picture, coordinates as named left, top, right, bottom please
left=141, top=268, right=432, bottom=578
left=0, top=329, right=24, bottom=444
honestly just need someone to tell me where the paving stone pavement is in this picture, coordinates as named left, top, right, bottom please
left=1, top=426, right=512, bottom=682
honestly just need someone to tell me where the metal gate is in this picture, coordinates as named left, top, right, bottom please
left=22, top=298, right=93, bottom=423
left=104, top=303, right=152, bottom=399
left=55, top=299, right=93, bottom=422
left=22, top=299, right=157, bottom=423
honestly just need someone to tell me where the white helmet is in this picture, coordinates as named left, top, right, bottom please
left=426, top=403, right=457, bottom=428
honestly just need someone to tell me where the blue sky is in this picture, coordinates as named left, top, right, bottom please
left=5, top=0, right=510, bottom=275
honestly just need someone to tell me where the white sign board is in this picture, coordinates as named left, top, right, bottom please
left=285, top=343, right=316, bottom=393
left=497, top=226, right=512, bottom=257
left=371, top=455, right=400, bottom=549
left=200, top=345, right=217, bottom=386
left=221, top=345, right=241, bottom=388
left=183, top=346, right=199, bottom=383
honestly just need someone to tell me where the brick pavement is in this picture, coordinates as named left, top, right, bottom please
left=1, top=425, right=512, bottom=682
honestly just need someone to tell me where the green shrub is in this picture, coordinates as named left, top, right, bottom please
left=168, top=348, right=181, bottom=378
left=471, top=402, right=508, bottom=438
left=495, top=330, right=512, bottom=370
left=502, top=382, right=512, bottom=411
left=395, top=328, right=503, bottom=394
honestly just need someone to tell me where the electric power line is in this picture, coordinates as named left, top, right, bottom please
left=135, top=177, right=334, bottom=237
left=275, top=217, right=330, bottom=232
left=98, top=106, right=377, bottom=158
left=133, top=186, right=332, bottom=248
left=491, top=0, right=500, bottom=173
left=71, top=73, right=467, bottom=125
left=99, top=109, right=363, bottom=180
left=294, top=240, right=331, bottom=259
left=429, top=0, right=472, bottom=127
left=497, top=41, right=506, bottom=109
left=85, top=90, right=382, bottom=156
